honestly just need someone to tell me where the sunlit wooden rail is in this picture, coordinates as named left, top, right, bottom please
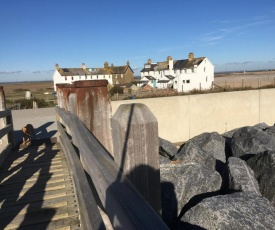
left=0, top=141, right=81, bottom=229
left=56, top=106, right=168, bottom=229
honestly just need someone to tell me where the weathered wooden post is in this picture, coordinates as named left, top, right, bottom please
left=0, top=86, right=8, bottom=151
left=74, top=80, right=113, bottom=155
left=56, top=84, right=65, bottom=109
left=58, top=84, right=77, bottom=115
left=0, top=86, right=12, bottom=153
left=112, top=103, right=161, bottom=214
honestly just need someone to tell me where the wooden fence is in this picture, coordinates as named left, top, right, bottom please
left=0, top=86, right=14, bottom=168
left=56, top=106, right=168, bottom=229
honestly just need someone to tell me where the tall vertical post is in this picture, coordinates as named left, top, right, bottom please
left=59, top=84, right=77, bottom=114
left=74, top=80, right=113, bottom=155
left=0, top=87, right=9, bottom=151
left=56, top=84, right=65, bottom=109
left=111, top=103, right=161, bottom=214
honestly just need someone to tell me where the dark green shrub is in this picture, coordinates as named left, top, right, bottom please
left=109, top=86, right=124, bottom=96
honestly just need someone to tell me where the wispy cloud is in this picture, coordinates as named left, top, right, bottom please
left=225, top=61, right=255, bottom=65
left=32, top=69, right=54, bottom=74
left=200, top=16, right=272, bottom=45
left=0, top=71, right=22, bottom=74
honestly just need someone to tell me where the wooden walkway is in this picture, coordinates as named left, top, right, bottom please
left=0, top=141, right=81, bottom=229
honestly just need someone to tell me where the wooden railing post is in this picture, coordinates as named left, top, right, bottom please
left=0, top=86, right=9, bottom=151
left=111, top=103, right=161, bottom=214
left=74, top=80, right=113, bottom=155
left=56, top=84, right=77, bottom=114
left=56, top=84, right=64, bottom=108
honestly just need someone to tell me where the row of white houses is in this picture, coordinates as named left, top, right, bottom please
left=138, top=53, right=214, bottom=92
left=53, top=53, right=214, bottom=93
left=53, top=62, right=134, bottom=91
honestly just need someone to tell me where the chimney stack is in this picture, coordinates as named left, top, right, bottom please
left=82, top=63, right=86, bottom=69
left=55, top=64, right=59, bottom=70
left=188, top=52, right=194, bottom=61
left=104, top=61, right=109, bottom=68
left=167, top=56, right=173, bottom=70
left=148, top=59, right=152, bottom=64
left=167, top=56, right=172, bottom=62
left=127, top=60, right=130, bottom=66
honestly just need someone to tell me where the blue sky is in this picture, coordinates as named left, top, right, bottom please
left=0, top=0, right=275, bottom=82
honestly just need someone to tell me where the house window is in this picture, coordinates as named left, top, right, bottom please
left=204, top=67, right=206, bottom=72
left=187, top=80, right=190, bottom=83
left=185, top=69, right=187, bottom=73
left=183, top=80, right=185, bottom=84
left=85, top=76, right=87, bottom=80
left=175, top=81, right=177, bottom=84
left=174, top=70, right=176, bottom=74
left=206, top=76, right=208, bottom=82
left=121, top=74, right=123, bottom=78
left=97, top=76, right=98, bottom=79
left=72, top=76, right=74, bottom=80
left=65, top=77, right=67, bottom=81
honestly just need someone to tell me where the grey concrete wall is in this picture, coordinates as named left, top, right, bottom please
left=111, top=89, right=275, bottom=143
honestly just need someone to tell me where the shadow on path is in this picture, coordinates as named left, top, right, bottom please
left=0, top=139, right=58, bottom=229
left=13, top=122, right=57, bottom=143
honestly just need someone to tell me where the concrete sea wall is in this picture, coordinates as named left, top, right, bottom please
left=111, top=88, right=275, bottom=143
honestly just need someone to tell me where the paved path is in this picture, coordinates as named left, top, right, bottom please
left=11, top=107, right=57, bottom=143
left=0, top=142, right=81, bottom=229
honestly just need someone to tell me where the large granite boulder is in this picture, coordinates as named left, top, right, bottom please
left=247, top=150, right=275, bottom=206
left=176, top=132, right=226, bottom=171
left=160, top=162, right=222, bottom=227
left=230, top=126, right=275, bottom=158
left=264, top=125, right=275, bottom=138
left=159, top=137, right=178, bottom=164
left=222, top=127, right=241, bottom=139
left=253, top=122, right=269, bottom=130
left=222, top=157, right=261, bottom=195
left=181, top=192, right=275, bottom=230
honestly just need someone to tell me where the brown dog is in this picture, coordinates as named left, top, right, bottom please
left=22, top=124, right=35, bottom=145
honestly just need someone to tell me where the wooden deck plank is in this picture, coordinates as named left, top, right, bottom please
left=0, top=142, right=81, bottom=230
left=0, top=204, right=79, bottom=229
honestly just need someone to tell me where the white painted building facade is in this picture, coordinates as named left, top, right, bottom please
left=53, top=63, right=113, bottom=91
left=140, top=53, right=214, bottom=92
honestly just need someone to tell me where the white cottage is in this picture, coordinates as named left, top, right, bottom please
left=53, top=63, right=113, bottom=91
left=140, top=53, right=214, bottom=92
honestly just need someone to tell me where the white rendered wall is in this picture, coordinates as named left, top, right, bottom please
left=111, top=88, right=275, bottom=143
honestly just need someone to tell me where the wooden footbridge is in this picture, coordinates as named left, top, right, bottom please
left=0, top=83, right=169, bottom=229
left=0, top=141, right=81, bottom=229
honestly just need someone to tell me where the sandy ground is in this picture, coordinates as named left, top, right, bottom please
left=2, top=81, right=53, bottom=94
left=214, top=71, right=275, bottom=88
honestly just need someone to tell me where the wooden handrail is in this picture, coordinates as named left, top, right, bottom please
left=56, top=106, right=168, bottom=230
left=57, top=121, right=106, bottom=230
left=0, top=109, right=14, bottom=168
left=0, top=110, right=11, bottom=119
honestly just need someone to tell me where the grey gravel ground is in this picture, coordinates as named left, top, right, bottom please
left=11, top=107, right=57, bottom=143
